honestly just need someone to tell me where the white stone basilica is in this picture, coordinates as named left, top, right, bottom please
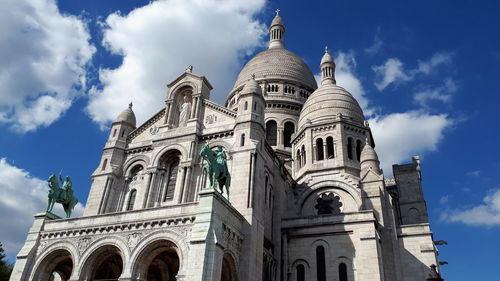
left=11, top=11, right=444, bottom=281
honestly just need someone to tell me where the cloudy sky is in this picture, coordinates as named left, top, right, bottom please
left=0, top=0, right=499, bottom=279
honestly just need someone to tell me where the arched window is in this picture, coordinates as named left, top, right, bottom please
left=316, top=246, right=326, bottom=281
left=266, top=120, right=277, bottom=146
left=121, top=129, right=125, bottom=138
left=339, top=263, right=348, bottom=281
left=347, top=137, right=353, bottom=160
left=326, top=137, right=334, bottom=159
left=296, top=149, right=301, bottom=169
left=164, top=160, right=179, bottom=201
left=244, top=101, right=248, bottom=110
left=301, top=145, right=306, bottom=166
left=241, top=134, right=245, bottom=146
left=101, top=159, right=108, bottom=171
left=112, top=129, right=117, bottom=137
left=284, top=122, right=295, bottom=148
left=127, top=189, right=136, bottom=211
left=356, top=139, right=362, bottom=161
left=316, top=138, right=324, bottom=161
left=296, top=264, right=305, bottom=281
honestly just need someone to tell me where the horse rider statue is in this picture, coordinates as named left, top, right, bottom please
left=46, top=172, right=79, bottom=218
left=200, top=144, right=231, bottom=199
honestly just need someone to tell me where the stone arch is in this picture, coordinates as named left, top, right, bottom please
left=169, top=84, right=196, bottom=128
left=123, top=155, right=150, bottom=176
left=77, top=236, right=129, bottom=279
left=168, top=81, right=199, bottom=101
left=130, top=230, right=189, bottom=273
left=335, top=256, right=354, bottom=281
left=30, top=242, right=78, bottom=281
left=153, top=145, right=188, bottom=167
left=298, top=181, right=362, bottom=215
left=221, top=251, right=238, bottom=281
left=310, top=239, right=330, bottom=249
left=291, top=258, right=310, bottom=269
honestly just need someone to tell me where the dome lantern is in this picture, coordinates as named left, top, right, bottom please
left=269, top=9, right=285, bottom=49
left=320, top=46, right=336, bottom=86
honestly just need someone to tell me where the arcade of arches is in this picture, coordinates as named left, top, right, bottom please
left=33, top=239, right=238, bottom=281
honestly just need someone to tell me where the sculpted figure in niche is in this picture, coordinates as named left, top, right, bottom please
left=178, top=95, right=192, bottom=127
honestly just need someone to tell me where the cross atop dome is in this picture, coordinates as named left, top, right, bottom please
left=275, top=9, right=280, bottom=16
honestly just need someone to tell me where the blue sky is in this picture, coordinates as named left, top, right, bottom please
left=0, top=0, right=499, bottom=279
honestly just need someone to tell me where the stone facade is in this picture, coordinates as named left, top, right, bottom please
left=10, top=11, right=442, bottom=281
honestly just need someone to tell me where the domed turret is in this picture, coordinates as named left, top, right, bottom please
left=360, top=138, right=381, bottom=173
left=115, top=102, right=136, bottom=127
left=241, top=74, right=262, bottom=95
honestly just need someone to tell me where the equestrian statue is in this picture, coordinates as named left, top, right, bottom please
left=46, top=173, right=78, bottom=218
left=200, top=144, right=231, bottom=199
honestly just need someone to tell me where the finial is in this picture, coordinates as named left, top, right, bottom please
left=325, top=46, right=329, bottom=53
left=365, top=137, right=370, bottom=146
left=185, top=65, right=193, bottom=73
left=251, top=73, right=256, bottom=80
left=275, top=9, right=280, bottom=16
left=129, top=102, right=133, bottom=109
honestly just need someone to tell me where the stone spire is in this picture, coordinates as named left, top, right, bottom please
left=360, top=138, right=381, bottom=174
left=320, top=46, right=336, bottom=86
left=269, top=9, right=285, bottom=49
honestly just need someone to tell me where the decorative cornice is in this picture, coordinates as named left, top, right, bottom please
left=128, top=109, right=166, bottom=141
left=203, top=99, right=237, bottom=118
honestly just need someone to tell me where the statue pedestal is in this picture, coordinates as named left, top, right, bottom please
left=9, top=212, right=60, bottom=281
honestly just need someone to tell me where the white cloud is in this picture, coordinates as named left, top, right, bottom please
left=416, top=52, right=452, bottom=75
left=372, top=58, right=411, bottom=90
left=441, top=189, right=500, bottom=226
left=364, top=32, right=383, bottom=55
left=368, top=111, right=453, bottom=172
left=0, top=158, right=84, bottom=257
left=439, top=195, right=450, bottom=204
left=466, top=170, right=481, bottom=177
left=372, top=52, right=452, bottom=91
left=0, top=0, right=95, bottom=132
left=87, top=0, right=267, bottom=128
left=413, top=78, right=457, bottom=107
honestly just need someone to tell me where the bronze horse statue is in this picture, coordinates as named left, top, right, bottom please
left=200, top=144, right=231, bottom=198
left=47, top=173, right=78, bottom=218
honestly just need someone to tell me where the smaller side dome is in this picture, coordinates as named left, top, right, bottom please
left=241, top=75, right=262, bottom=95
left=115, top=102, right=136, bottom=127
left=360, top=138, right=380, bottom=173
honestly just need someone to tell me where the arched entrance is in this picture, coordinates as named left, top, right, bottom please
left=33, top=249, right=73, bottom=281
left=134, top=240, right=180, bottom=281
left=220, top=253, right=236, bottom=281
left=82, top=245, right=123, bottom=281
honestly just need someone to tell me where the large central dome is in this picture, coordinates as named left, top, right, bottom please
left=232, top=48, right=317, bottom=91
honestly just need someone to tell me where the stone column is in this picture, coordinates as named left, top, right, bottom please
left=142, top=172, right=153, bottom=208
left=166, top=100, right=175, bottom=127
left=163, top=103, right=171, bottom=124
left=323, top=142, right=328, bottom=160
left=145, top=172, right=157, bottom=207
left=180, top=166, right=192, bottom=203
